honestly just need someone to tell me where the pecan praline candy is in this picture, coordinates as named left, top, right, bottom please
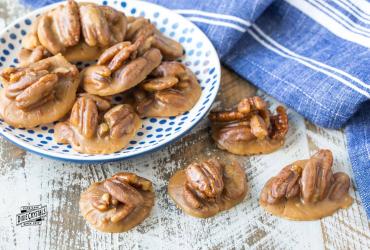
left=54, top=94, right=142, bottom=154
left=0, top=54, right=79, bottom=128
left=209, top=96, right=289, bottom=155
left=80, top=172, right=155, bottom=233
left=82, top=41, right=162, bottom=96
left=259, top=149, right=353, bottom=220
left=132, top=61, right=202, bottom=117
left=168, top=159, right=248, bottom=218
left=20, top=0, right=127, bottom=65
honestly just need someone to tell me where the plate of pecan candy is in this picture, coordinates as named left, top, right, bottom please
left=0, top=0, right=220, bottom=162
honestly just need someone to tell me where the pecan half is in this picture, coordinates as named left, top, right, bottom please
left=110, top=204, right=135, bottom=223
left=126, top=17, right=183, bottom=59
left=54, top=0, right=80, bottom=47
left=103, top=105, right=135, bottom=139
left=260, top=164, right=302, bottom=204
left=19, top=46, right=50, bottom=66
left=154, top=89, right=187, bottom=105
left=100, top=6, right=127, bottom=43
left=5, top=69, right=48, bottom=98
left=152, top=61, right=187, bottom=79
left=70, top=96, right=99, bottom=139
left=104, top=179, right=144, bottom=207
left=132, top=88, right=154, bottom=114
left=92, top=192, right=111, bottom=211
left=78, top=93, right=111, bottom=111
left=184, top=159, right=224, bottom=207
left=80, top=4, right=112, bottom=47
left=97, top=41, right=139, bottom=71
left=112, top=172, right=153, bottom=192
left=37, top=0, right=80, bottom=54
left=217, top=123, right=256, bottom=143
left=151, top=32, right=184, bottom=60
left=328, top=172, right=351, bottom=201
left=142, top=61, right=191, bottom=94
left=83, top=65, right=112, bottom=90
left=183, top=185, right=203, bottom=209
left=15, top=73, right=58, bottom=110
left=301, top=150, right=333, bottom=204
left=250, top=114, right=268, bottom=139
left=37, top=15, right=64, bottom=54
left=114, top=47, right=160, bottom=79
left=97, top=42, right=132, bottom=65
left=270, top=106, right=289, bottom=140
left=141, top=76, right=179, bottom=92
left=126, top=17, right=150, bottom=41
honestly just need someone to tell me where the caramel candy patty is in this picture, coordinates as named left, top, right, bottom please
left=82, top=43, right=162, bottom=96
left=132, top=61, right=201, bottom=117
left=80, top=172, right=154, bottom=233
left=0, top=54, right=79, bottom=128
left=20, top=0, right=127, bottom=65
left=55, top=94, right=142, bottom=154
left=209, top=96, right=289, bottom=155
left=259, top=149, right=353, bottom=220
left=168, top=159, right=248, bottom=218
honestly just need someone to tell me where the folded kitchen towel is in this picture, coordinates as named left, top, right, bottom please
left=21, top=0, right=370, bottom=217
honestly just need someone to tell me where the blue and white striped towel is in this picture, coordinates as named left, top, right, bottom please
left=22, top=0, right=370, bottom=218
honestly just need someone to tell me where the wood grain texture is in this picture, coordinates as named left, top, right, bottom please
left=0, top=2, right=369, bottom=250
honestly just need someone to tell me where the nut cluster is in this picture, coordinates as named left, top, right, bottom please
left=209, top=96, right=289, bottom=155
left=90, top=172, right=153, bottom=223
left=133, top=61, right=195, bottom=114
left=38, top=0, right=81, bottom=54
left=209, top=96, right=288, bottom=141
left=59, top=94, right=137, bottom=141
left=82, top=42, right=162, bottom=96
left=183, top=159, right=225, bottom=208
left=1, top=59, right=77, bottom=111
left=21, top=0, right=127, bottom=64
left=260, top=150, right=351, bottom=205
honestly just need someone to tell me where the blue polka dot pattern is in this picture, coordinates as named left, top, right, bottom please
left=0, top=0, right=220, bottom=162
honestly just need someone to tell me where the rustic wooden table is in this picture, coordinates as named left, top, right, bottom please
left=0, top=1, right=369, bottom=249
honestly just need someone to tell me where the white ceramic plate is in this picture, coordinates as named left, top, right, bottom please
left=0, top=0, right=221, bottom=163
